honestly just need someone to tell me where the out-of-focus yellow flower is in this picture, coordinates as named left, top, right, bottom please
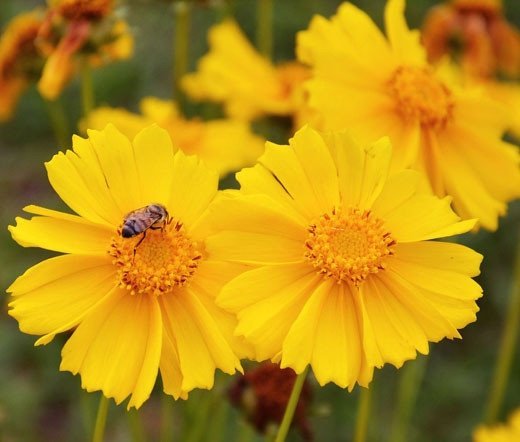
left=37, top=0, right=133, bottom=100
left=7, top=124, right=249, bottom=408
left=83, top=97, right=265, bottom=176
left=0, top=10, right=44, bottom=121
left=298, top=0, right=520, bottom=231
left=209, top=126, right=483, bottom=389
left=182, top=20, right=314, bottom=128
left=474, top=408, right=520, bottom=442
left=422, top=0, right=520, bottom=79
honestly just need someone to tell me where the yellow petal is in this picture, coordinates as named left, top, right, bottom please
left=160, top=318, right=188, bottom=400
left=61, top=291, right=162, bottom=409
left=159, top=290, right=240, bottom=393
left=8, top=254, right=116, bottom=344
left=371, top=169, right=422, bottom=217
left=384, top=0, right=425, bottom=65
left=382, top=194, right=477, bottom=242
left=86, top=124, right=142, bottom=216
left=9, top=207, right=113, bottom=255
left=219, top=264, right=320, bottom=361
left=168, top=151, right=218, bottom=231
left=132, top=124, right=176, bottom=207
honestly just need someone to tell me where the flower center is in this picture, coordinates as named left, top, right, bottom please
left=304, top=208, right=395, bottom=285
left=387, top=66, right=454, bottom=130
left=109, top=220, right=203, bottom=296
left=56, top=0, right=114, bottom=21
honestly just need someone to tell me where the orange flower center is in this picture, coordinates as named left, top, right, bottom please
left=56, top=0, right=113, bottom=21
left=109, top=220, right=203, bottom=296
left=387, top=66, right=454, bottom=130
left=304, top=208, right=395, bottom=285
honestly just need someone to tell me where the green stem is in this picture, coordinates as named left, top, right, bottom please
left=173, top=0, right=191, bottom=107
left=183, top=392, right=213, bottom=442
left=389, top=356, right=428, bottom=442
left=44, top=98, right=70, bottom=148
left=353, top=387, right=371, bottom=442
left=80, top=59, right=95, bottom=117
left=256, top=0, right=273, bottom=59
left=92, top=395, right=109, bottom=442
left=160, top=394, right=175, bottom=442
left=484, top=238, right=520, bottom=424
left=128, top=408, right=147, bottom=442
left=274, top=366, right=309, bottom=442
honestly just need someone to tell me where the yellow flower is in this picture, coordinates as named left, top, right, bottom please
left=208, top=126, right=483, bottom=390
left=0, top=10, right=44, bottom=121
left=7, top=124, right=248, bottom=408
left=182, top=20, right=312, bottom=126
left=37, top=0, right=133, bottom=100
left=83, top=97, right=265, bottom=176
left=297, top=0, right=520, bottom=230
left=474, top=408, right=520, bottom=442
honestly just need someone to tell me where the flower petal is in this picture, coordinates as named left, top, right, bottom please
left=8, top=254, right=116, bottom=344
left=60, top=291, right=162, bottom=409
left=9, top=206, right=113, bottom=255
left=132, top=125, right=176, bottom=206
left=168, top=152, right=218, bottom=230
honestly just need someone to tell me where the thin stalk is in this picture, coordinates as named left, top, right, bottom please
left=353, top=387, right=371, bottom=442
left=44, top=98, right=69, bottom=148
left=274, top=366, right=309, bottom=442
left=128, top=408, right=147, bottom=442
left=160, top=394, right=175, bottom=442
left=173, top=0, right=191, bottom=107
left=256, top=0, right=273, bottom=59
left=484, top=238, right=520, bottom=424
left=92, top=395, right=109, bottom=442
left=389, top=356, right=428, bottom=442
left=80, top=59, right=95, bottom=117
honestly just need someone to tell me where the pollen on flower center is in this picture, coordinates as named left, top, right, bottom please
left=387, top=66, right=454, bottom=130
left=304, top=207, right=395, bottom=285
left=109, top=220, right=203, bottom=296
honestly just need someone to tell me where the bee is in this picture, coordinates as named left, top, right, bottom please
left=121, top=203, right=171, bottom=250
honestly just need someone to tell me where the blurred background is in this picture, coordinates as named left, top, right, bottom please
left=0, top=0, right=519, bottom=441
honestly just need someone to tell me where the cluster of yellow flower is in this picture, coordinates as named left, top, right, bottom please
left=3, top=0, right=520, bottom=439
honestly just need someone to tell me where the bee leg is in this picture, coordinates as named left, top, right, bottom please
left=133, top=231, right=147, bottom=258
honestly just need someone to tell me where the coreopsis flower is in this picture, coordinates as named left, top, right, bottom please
left=473, top=408, right=520, bottom=442
left=422, top=0, right=520, bottom=79
left=7, top=124, right=248, bottom=408
left=209, top=126, right=483, bottom=390
left=297, top=0, right=520, bottom=231
left=83, top=97, right=264, bottom=176
left=228, top=362, right=313, bottom=440
left=37, top=0, right=133, bottom=100
left=0, top=10, right=45, bottom=121
left=182, top=20, right=314, bottom=127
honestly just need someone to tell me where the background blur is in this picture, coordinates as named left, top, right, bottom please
left=0, top=0, right=519, bottom=441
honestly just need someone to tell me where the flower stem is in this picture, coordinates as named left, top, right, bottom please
left=92, top=395, right=109, bottom=442
left=44, top=98, right=70, bottom=148
left=128, top=408, right=147, bottom=442
left=256, top=0, right=273, bottom=59
left=389, top=356, right=428, bottom=442
left=80, top=58, right=95, bottom=117
left=484, top=238, right=520, bottom=424
left=173, top=0, right=191, bottom=108
left=354, top=387, right=371, bottom=442
left=274, top=366, right=309, bottom=442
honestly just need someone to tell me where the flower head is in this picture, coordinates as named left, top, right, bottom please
left=7, top=124, right=248, bottom=408
left=422, top=0, right=520, bottom=79
left=297, top=0, right=520, bottom=230
left=209, top=125, right=483, bottom=390
left=474, top=408, right=520, bottom=442
left=82, top=97, right=265, bottom=176
left=182, top=20, right=313, bottom=126
left=37, top=0, right=132, bottom=100
left=0, top=10, right=45, bottom=120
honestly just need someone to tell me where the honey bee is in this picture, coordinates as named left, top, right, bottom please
left=121, top=203, right=171, bottom=250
